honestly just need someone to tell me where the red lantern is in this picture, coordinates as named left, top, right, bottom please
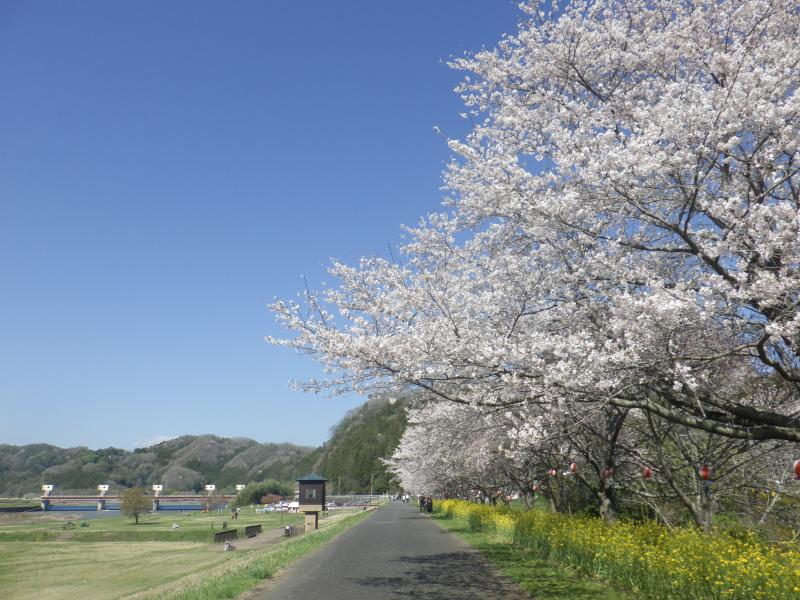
left=641, top=466, right=653, bottom=480
left=548, top=469, right=557, bottom=477
left=570, top=462, right=578, bottom=473
left=793, top=459, right=800, bottom=480
left=699, top=464, right=711, bottom=481
left=601, top=467, right=614, bottom=480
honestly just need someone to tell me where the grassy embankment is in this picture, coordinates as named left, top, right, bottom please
left=0, top=507, right=372, bottom=599
left=0, top=499, right=39, bottom=507
left=435, top=499, right=800, bottom=600
left=139, top=508, right=374, bottom=600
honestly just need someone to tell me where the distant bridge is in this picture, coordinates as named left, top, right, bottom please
left=40, top=494, right=236, bottom=511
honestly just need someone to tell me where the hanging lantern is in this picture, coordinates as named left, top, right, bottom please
left=601, top=467, right=614, bottom=480
left=699, top=464, right=712, bottom=481
left=570, top=462, right=578, bottom=473
left=548, top=468, right=557, bottom=477
left=793, top=459, right=800, bottom=480
left=532, top=484, right=540, bottom=493
left=641, top=466, right=653, bottom=480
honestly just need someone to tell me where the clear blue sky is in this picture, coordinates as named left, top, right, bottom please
left=0, top=1, right=521, bottom=450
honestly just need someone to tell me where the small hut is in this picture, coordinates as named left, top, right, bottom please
left=297, top=473, right=327, bottom=531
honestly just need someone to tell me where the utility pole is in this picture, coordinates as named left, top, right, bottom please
left=370, top=472, right=374, bottom=497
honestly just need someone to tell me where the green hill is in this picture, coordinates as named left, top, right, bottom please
left=301, top=395, right=409, bottom=494
left=0, top=396, right=408, bottom=497
left=0, top=436, right=313, bottom=497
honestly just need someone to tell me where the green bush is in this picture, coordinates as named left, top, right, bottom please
left=233, top=479, right=293, bottom=507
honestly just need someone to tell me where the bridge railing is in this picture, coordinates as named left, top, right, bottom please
left=40, top=494, right=236, bottom=500
left=326, top=494, right=390, bottom=506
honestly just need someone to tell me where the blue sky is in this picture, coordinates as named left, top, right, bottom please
left=0, top=1, right=521, bottom=450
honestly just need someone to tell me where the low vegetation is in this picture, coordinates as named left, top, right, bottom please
left=437, top=499, right=800, bottom=600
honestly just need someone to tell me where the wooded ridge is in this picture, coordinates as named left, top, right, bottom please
left=0, top=396, right=408, bottom=497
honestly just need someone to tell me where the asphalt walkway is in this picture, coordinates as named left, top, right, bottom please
left=246, top=502, right=529, bottom=600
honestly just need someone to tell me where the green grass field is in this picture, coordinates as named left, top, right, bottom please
left=0, top=508, right=367, bottom=600
left=0, top=509, right=302, bottom=543
left=0, top=510, right=324, bottom=600
left=0, top=541, right=228, bottom=600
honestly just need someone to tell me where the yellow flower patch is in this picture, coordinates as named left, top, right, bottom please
left=437, top=499, right=800, bottom=600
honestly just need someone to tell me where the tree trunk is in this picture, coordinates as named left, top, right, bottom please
left=698, top=483, right=713, bottom=533
left=597, top=490, right=617, bottom=523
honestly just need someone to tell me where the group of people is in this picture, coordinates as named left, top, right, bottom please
left=418, top=496, right=433, bottom=513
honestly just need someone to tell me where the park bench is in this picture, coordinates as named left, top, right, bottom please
left=244, top=524, right=262, bottom=538
left=213, top=529, right=238, bottom=543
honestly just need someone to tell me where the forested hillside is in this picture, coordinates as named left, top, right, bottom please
left=0, top=396, right=408, bottom=497
left=302, top=396, right=408, bottom=494
left=0, top=436, right=313, bottom=497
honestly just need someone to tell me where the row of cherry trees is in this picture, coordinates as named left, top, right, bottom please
left=384, top=399, right=798, bottom=530
left=272, top=0, right=800, bottom=529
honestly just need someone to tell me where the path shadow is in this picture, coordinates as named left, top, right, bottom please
left=351, top=551, right=528, bottom=600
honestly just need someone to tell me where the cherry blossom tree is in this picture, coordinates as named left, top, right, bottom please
left=442, top=0, right=800, bottom=440
left=272, top=0, right=800, bottom=465
left=624, top=411, right=790, bottom=531
left=385, top=402, right=514, bottom=498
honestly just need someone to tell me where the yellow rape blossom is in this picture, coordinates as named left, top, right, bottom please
left=437, top=499, right=800, bottom=600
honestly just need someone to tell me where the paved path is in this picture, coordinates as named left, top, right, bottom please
left=246, top=502, right=529, bottom=600
left=233, top=524, right=292, bottom=551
